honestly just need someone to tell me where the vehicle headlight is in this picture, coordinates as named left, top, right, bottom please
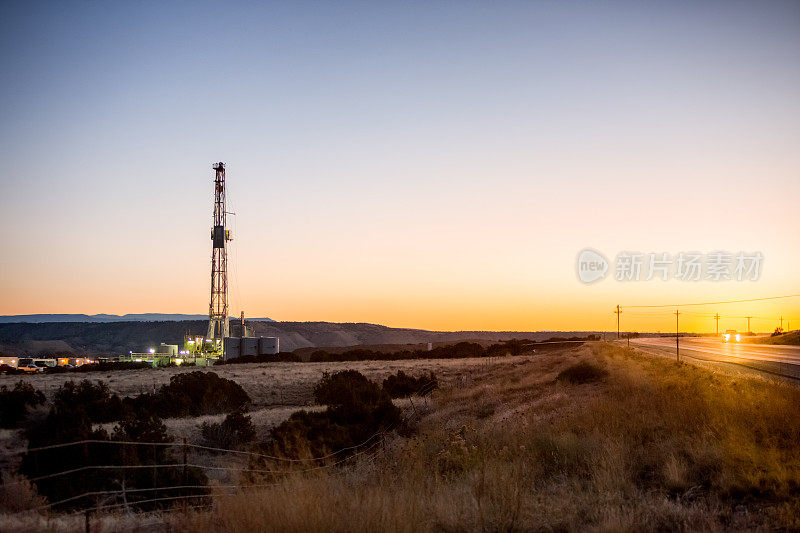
left=724, top=334, right=730, bottom=341
left=735, top=334, right=741, bottom=342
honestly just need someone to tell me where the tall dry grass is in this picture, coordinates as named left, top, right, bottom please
left=209, top=344, right=800, bottom=530
left=164, top=343, right=800, bottom=531
left=10, top=343, right=799, bottom=532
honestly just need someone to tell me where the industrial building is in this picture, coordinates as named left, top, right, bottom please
left=223, top=336, right=279, bottom=359
left=221, top=311, right=279, bottom=360
left=119, top=162, right=278, bottom=367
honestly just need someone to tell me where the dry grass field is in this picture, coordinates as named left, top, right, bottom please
left=3, top=342, right=800, bottom=531
left=745, top=331, right=800, bottom=346
left=0, top=356, right=522, bottom=478
left=171, top=343, right=800, bottom=532
left=0, top=355, right=517, bottom=408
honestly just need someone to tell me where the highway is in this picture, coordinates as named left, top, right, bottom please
left=630, top=336, right=800, bottom=378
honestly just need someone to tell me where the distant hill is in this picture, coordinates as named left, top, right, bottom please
left=0, top=319, right=605, bottom=357
left=0, top=314, right=274, bottom=324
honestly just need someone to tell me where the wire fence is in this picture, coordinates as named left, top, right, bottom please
left=0, top=342, right=583, bottom=532
left=40, top=439, right=389, bottom=515
left=2, top=427, right=391, bottom=506
left=1, top=382, right=434, bottom=524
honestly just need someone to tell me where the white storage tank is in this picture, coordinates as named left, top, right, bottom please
left=223, top=337, right=241, bottom=359
left=241, top=337, right=259, bottom=356
left=157, top=344, right=178, bottom=356
left=259, top=337, right=279, bottom=355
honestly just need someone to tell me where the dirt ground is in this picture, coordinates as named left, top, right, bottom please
left=0, top=355, right=523, bottom=408
left=0, top=355, right=531, bottom=474
left=4, top=344, right=799, bottom=530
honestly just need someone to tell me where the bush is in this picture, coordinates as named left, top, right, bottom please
left=485, top=339, right=536, bottom=356
left=40, top=372, right=250, bottom=426
left=77, top=361, right=153, bottom=372
left=314, top=370, right=389, bottom=412
left=216, top=353, right=301, bottom=365
left=53, top=380, right=125, bottom=423
left=44, top=361, right=153, bottom=374
left=259, top=371, right=400, bottom=462
left=127, top=371, right=250, bottom=418
left=0, top=381, right=45, bottom=428
left=0, top=473, right=46, bottom=512
left=20, top=405, right=114, bottom=507
left=307, top=340, right=547, bottom=363
left=20, top=405, right=207, bottom=510
left=556, top=362, right=608, bottom=384
left=382, top=371, right=438, bottom=398
left=201, top=409, right=256, bottom=449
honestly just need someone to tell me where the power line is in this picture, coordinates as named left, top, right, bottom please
left=622, top=294, right=800, bottom=309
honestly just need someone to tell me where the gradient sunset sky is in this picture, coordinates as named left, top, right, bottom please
left=1, top=1, right=798, bottom=333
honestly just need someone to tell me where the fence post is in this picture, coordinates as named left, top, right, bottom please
left=182, top=437, right=188, bottom=485
left=84, top=510, right=90, bottom=533
left=182, top=437, right=188, bottom=510
left=152, top=444, right=158, bottom=505
left=82, top=441, right=90, bottom=509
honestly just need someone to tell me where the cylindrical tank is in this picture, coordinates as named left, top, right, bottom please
left=223, top=337, right=241, bottom=359
left=259, top=337, right=279, bottom=355
left=157, top=344, right=178, bottom=356
left=241, top=337, right=259, bottom=356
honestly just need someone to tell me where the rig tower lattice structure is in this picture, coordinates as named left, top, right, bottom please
left=207, top=162, right=231, bottom=350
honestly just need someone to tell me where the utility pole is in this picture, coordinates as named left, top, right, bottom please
left=614, top=305, right=622, bottom=339
left=714, top=313, right=720, bottom=336
left=780, top=316, right=784, bottom=330
left=746, top=316, right=752, bottom=334
left=675, top=310, right=680, bottom=363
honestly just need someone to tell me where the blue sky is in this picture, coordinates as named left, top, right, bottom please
left=1, top=1, right=798, bottom=331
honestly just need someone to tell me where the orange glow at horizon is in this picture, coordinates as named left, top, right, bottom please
left=1, top=3, right=799, bottom=332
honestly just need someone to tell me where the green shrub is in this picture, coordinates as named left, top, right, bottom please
left=45, top=361, right=153, bottom=373
left=0, top=381, right=45, bottom=428
left=309, top=342, right=490, bottom=363
left=201, top=409, right=256, bottom=448
left=485, top=339, right=536, bottom=356
left=20, top=406, right=113, bottom=508
left=46, top=372, right=250, bottom=424
left=216, top=353, right=301, bottom=365
left=382, top=371, right=438, bottom=398
left=314, top=370, right=388, bottom=412
left=127, top=371, right=250, bottom=418
left=258, top=371, right=400, bottom=462
left=556, top=362, right=608, bottom=384
left=53, top=380, right=125, bottom=423
left=20, top=405, right=207, bottom=510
